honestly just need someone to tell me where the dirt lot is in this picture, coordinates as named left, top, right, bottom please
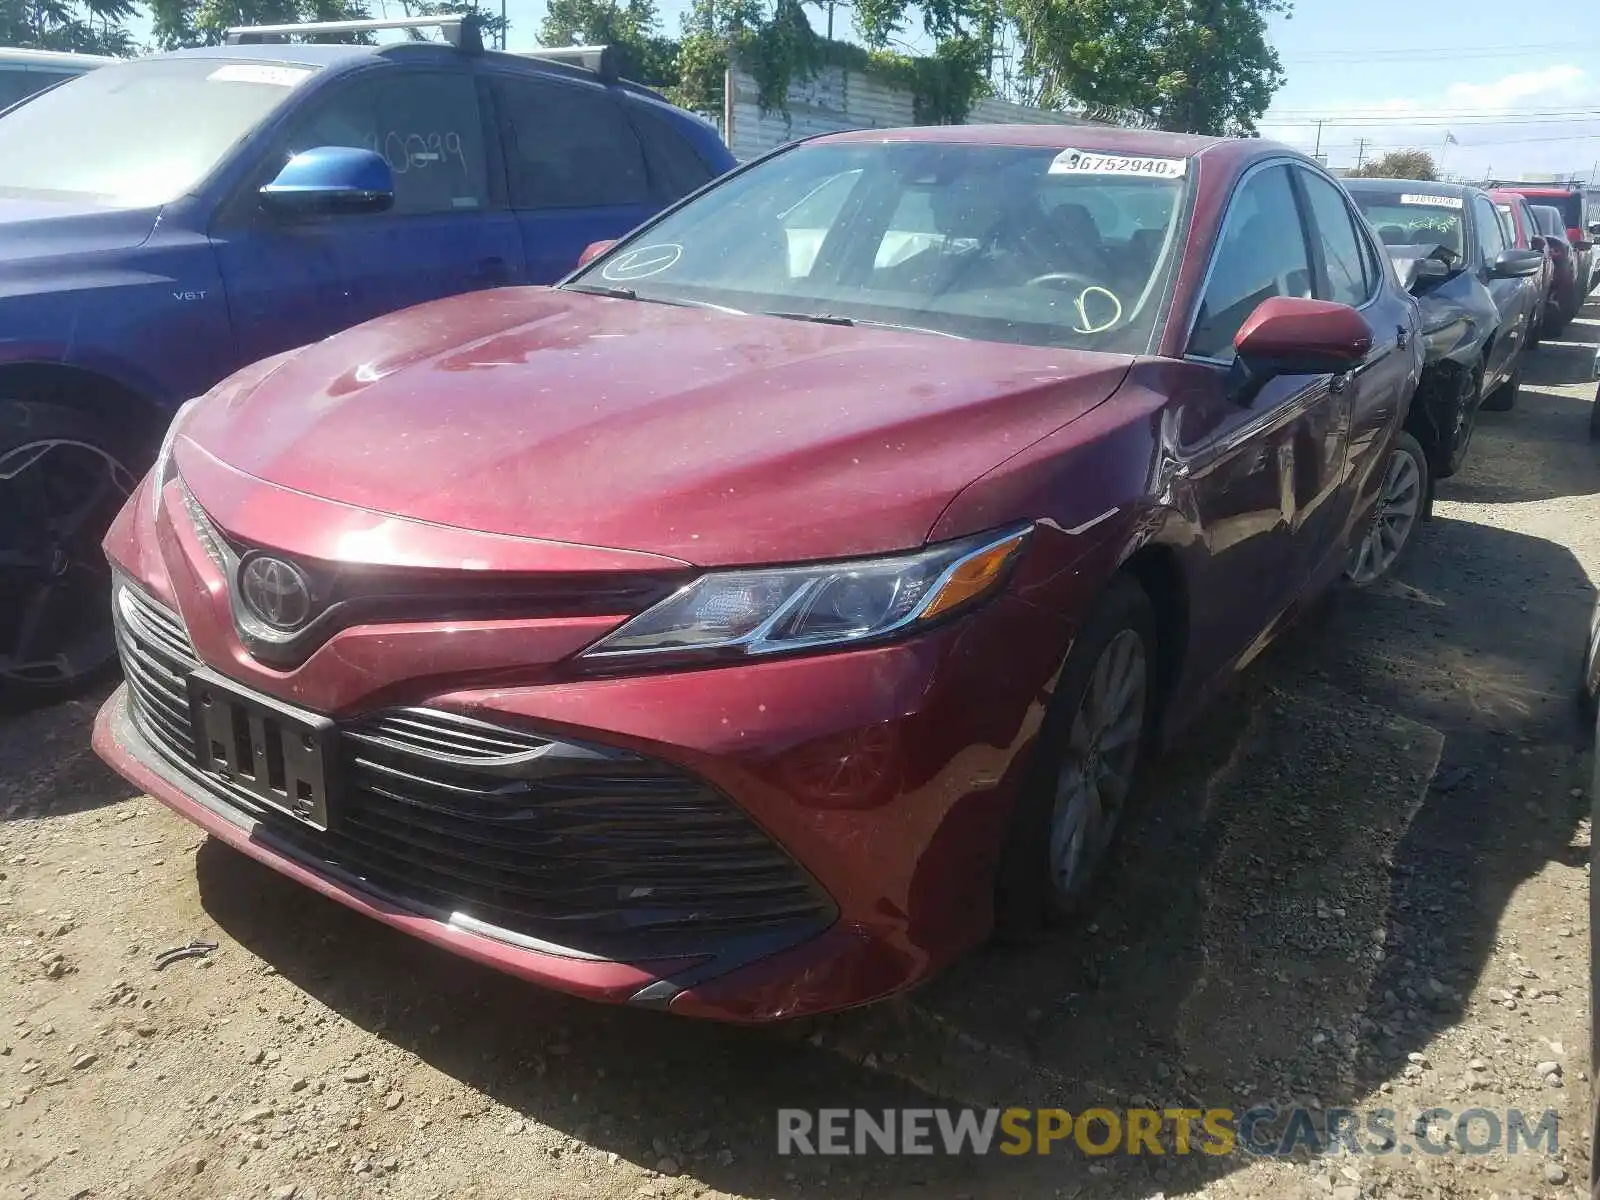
left=2, top=307, right=1598, bottom=1200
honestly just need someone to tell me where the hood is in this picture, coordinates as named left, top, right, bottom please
left=0, top=195, right=160, bottom=262
left=181, top=288, right=1133, bottom=566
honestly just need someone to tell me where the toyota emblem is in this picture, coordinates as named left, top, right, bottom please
left=239, top=555, right=313, bottom=631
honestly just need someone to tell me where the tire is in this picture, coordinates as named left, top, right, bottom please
left=1345, top=432, right=1429, bottom=588
left=1481, top=363, right=1521, bottom=412
left=1590, top=382, right=1600, bottom=442
left=1439, top=363, right=1482, bottom=478
left=0, top=400, right=142, bottom=708
left=995, top=576, right=1156, bottom=933
left=1544, top=294, right=1572, bottom=336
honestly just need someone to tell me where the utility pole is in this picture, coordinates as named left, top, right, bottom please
left=1355, top=137, right=1368, bottom=172
left=1312, top=119, right=1325, bottom=161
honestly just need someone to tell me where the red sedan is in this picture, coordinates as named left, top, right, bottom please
left=93, top=126, right=1424, bottom=1021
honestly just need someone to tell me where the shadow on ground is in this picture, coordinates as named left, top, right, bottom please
left=1, top=680, right=134, bottom=821
left=191, top=499, right=1596, bottom=1200
left=1446, top=314, right=1600, bottom=505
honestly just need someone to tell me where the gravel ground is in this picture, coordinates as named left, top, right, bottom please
left=2, top=306, right=1598, bottom=1200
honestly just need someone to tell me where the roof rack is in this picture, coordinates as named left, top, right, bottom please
left=225, top=15, right=484, bottom=54
left=509, top=44, right=619, bottom=82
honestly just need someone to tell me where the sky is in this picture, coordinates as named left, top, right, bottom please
left=137, top=0, right=1600, bottom=183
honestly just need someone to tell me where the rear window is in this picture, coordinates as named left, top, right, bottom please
left=1517, top=191, right=1582, bottom=229
left=627, top=99, right=716, bottom=200
left=1531, top=205, right=1565, bottom=237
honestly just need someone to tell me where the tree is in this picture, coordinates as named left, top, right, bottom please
left=1353, top=149, right=1439, bottom=181
left=1005, top=0, right=1289, bottom=134
left=541, top=0, right=677, bottom=87
left=144, top=0, right=506, bottom=52
left=0, top=0, right=139, bottom=53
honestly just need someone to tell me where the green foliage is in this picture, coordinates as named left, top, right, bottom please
left=541, top=0, right=676, bottom=87
left=666, top=0, right=986, bottom=122
left=0, top=0, right=140, bottom=53
left=1352, top=149, right=1440, bottom=181
left=1007, top=0, right=1289, bottom=135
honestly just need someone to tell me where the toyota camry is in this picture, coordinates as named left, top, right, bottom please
left=93, top=126, right=1425, bottom=1021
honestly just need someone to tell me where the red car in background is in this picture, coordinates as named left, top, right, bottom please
left=93, top=126, right=1426, bottom=1021
left=1528, top=203, right=1585, bottom=332
left=1492, top=182, right=1596, bottom=305
left=1489, top=190, right=1554, bottom=342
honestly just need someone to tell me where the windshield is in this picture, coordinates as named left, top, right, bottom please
left=1351, top=191, right=1465, bottom=262
left=0, top=58, right=317, bottom=207
left=566, top=140, right=1191, bottom=352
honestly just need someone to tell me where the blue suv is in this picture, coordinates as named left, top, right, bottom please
left=0, top=18, right=734, bottom=702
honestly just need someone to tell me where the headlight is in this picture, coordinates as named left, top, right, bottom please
left=580, top=526, right=1031, bottom=667
left=149, top=397, right=201, bottom=520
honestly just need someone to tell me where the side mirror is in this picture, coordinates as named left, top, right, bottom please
left=1490, top=248, right=1545, bottom=279
left=1530, top=234, right=1546, bottom=251
left=578, top=239, right=618, bottom=268
left=1393, top=255, right=1451, bottom=293
left=1228, top=296, right=1373, bottom=406
left=259, top=146, right=394, bottom=218
left=1587, top=221, right=1600, bottom=237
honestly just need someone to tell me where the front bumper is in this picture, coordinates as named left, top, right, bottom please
left=95, top=517, right=1084, bottom=1019
left=92, top=461, right=1106, bottom=1019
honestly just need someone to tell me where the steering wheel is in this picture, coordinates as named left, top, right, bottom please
left=1025, top=272, right=1125, bottom=334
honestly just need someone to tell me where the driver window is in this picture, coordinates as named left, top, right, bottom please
left=1188, top=164, right=1312, bottom=361
left=279, top=71, right=489, bottom=216
left=1473, top=196, right=1506, bottom=264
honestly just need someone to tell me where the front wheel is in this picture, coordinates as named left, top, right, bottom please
left=1346, top=432, right=1429, bottom=588
left=0, top=401, right=140, bottom=707
left=996, top=577, right=1156, bottom=931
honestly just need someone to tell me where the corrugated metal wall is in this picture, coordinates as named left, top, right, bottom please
left=724, top=62, right=1103, bottom=162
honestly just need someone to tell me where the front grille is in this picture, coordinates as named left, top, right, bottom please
left=112, top=584, right=834, bottom=961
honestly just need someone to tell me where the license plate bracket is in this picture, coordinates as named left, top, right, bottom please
left=185, top=667, right=337, bottom=830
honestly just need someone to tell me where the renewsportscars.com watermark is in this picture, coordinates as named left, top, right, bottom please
left=777, top=1107, right=1560, bottom=1158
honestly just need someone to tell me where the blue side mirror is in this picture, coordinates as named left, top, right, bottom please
left=259, top=146, right=394, bottom=218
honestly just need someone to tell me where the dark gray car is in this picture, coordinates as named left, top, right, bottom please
left=1346, top=178, right=1543, bottom=477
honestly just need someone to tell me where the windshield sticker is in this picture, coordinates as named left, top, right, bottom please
left=1048, top=149, right=1187, bottom=179
left=207, top=64, right=312, bottom=87
left=1399, top=193, right=1464, bottom=209
left=600, top=244, right=683, bottom=281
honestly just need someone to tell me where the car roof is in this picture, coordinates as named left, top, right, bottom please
left=1343, top=177, right=1474, bottom=197
left=0, top=46, right=119, bottom=66
left=1494, top=184, right=1580, bottom=195
left=818, top=123, right=1232, bottom=158
left=135, top=41, right=661, bottom=95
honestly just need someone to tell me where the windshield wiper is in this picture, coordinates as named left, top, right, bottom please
left=565, top=282, right=640, bottom=301
left=563, top=283, right=747, bottom=315
left=761, top=311, right=966, bottom=339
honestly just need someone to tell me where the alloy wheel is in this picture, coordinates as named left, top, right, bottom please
left=0, top=437, right=136, bottom=690
left=1346, top=443, right=1423, bottom=587
left=1048, top=628, right=1148, bottom=898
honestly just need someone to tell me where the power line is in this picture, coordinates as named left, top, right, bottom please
left=1270, top=102, right=1600, bottom=116
left=1280, top=40, right=1577, bottom=62
left=1267, top=111, right=1600, bottom=127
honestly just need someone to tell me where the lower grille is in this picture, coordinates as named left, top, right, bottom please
left=112, top=582, right=834, bottom=960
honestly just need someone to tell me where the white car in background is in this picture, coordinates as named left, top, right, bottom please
left=0, top=47, right=115, bottom=111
